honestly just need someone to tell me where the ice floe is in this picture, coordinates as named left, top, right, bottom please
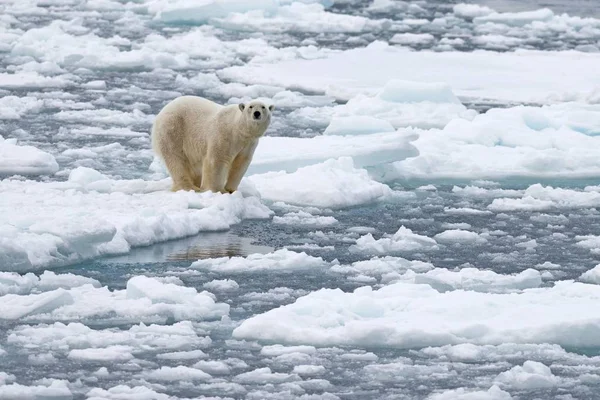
left=0, top=168, right=271, bottom=271
left=0, top=135, right=58, bottom=176
left=191, top=249, right=327, bottom=273
left=221, top=41, right=600, bottom=104
left=233, top=280, right=600, bottom=349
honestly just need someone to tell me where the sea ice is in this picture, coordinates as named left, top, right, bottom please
left=190, top=249, right=327, bottom=273
left=248, top=157, right=395, bottom=208
left=0, top=170, right=271, bottom=271
left=494, top=360, right=559, bottom=389
left=0, top=135, right=58, bottom=176
left=233, top=281, right=600, bottom=349
left=350, top=226, right=439, bottom=255
left=220, top=41, right=600, bottom=104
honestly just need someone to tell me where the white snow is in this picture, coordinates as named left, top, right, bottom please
left=494, top=361, right=559, bottom=389
left=579, top=265, right=600, bottom=284
left=392, top=104, right=600, bottom=181
left=434, top=230, right=488, bottom=245
left=244, top=130, right=418, bottom=175
left=0, top=135, right=58, bottom=176
left=203, top=279, right=240, bottom=292
left=1, top=276, right=229, bottom=322
left=190, top=249, right=327, bottom=273
left=453, top=4, right=494, bottom=18
left=409, top=268, right=542, bottom=293
left=220, top=41, right=600, bottom=104
left=323, top=80, right=476, bottom=130
left=428, top=385, right=512, bottom=400
left=273, top=211, right=338, bottom=226
left=233, top=281, right=600, bottom=349
left=0, top=271, right=100, bottom=296
left=323, top=115, right=395, bottom=136
left=248, top=157, right=395, bottom=209
left=0, top=380, right=72, bottom=400
left=0, top=169, right=271, bottom=271
left=143, top=365, right=211, bottom=381
left=390, top=33, right=435, bottom=45
left=350, top=226, right=439, bottom=255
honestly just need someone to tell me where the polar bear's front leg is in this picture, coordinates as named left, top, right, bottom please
left=200, top=158, right=229, bottom=194
left=225, top=155, right=252, bottom=194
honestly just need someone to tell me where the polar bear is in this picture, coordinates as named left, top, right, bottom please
left=151, top=96, right=273, bottom=193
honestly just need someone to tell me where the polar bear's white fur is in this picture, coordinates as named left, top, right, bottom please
left=151, top=96, right=273, bottom=193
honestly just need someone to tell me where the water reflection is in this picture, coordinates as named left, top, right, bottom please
left=102, top=232, right=274, bottom=264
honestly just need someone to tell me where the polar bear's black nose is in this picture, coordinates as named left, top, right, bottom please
left=253, top=111, right=261, bottom=120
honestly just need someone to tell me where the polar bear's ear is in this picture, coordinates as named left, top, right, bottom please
left=239, top=103, right=245, bottom=112
left=269, top=105, right=275, bottom=111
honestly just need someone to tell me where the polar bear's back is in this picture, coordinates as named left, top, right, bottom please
left=151, top=96, right=226, bottom=158
left=159, top=95, right=222, bottom=121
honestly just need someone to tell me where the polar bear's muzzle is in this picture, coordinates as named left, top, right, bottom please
left=253, top=110, right=262, bottom=120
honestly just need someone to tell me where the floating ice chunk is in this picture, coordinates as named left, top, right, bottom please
left=328, top=87, right=475, bottom=130
left=143, top=366, right=212, bottom=382
left=149, top=0, right=279, bottom=23
left=7, top=277, right=230, bottom=323
left=193, top=360, right=231, bottom=375
left=203, top=279, right=240, bottom=292
left=220, top=42, right=600, bottom=104
left=490, top=184, right=600, bottom=212
left=87, top=385, right=172, bottom=400
left=36, top=271, right=101, bottom=292
left=350, top=226, right=439, bottom=255
left=0, top=289, right=73, bottom=320
left=0, top=71, right=72, bottom=89
left=392, top=104, right=600, bottom=181
left=494, top=361, right=559, bottom=389
left=233, top=281, right=600, bottom=349
left=70, top=127, right=147, bottom=137
left=0, top=380, right=72, bottom=399
left=82, top=80, right=106, bottom=90
left=579, top=265, right=600, bottom=284
left=55, top=108, right=152, bottom=126
left=293, top=365, right=325, bottom=376
left=212, top=2, right=388, bottom=33
left=0, top=135, right=58, bottom=176
left=434, top=229, right=488, bottom=244
left=261, top=344, right=317, bottom=357
left=475, top=8, right=555, bottom=26
left=332, top=256, right=434, bottom=283
left=245, top=131, right=419, bottom=176
left=0, top=96, right=43, bottom=119
left=248, top=157, right=395, bottom=209
left=390, top=33, right=435, bottom=45
left=428, top=385, right=512, bottom=400
left=127, top=276, right=199, bottom=304
left=273, top=211, right=338, bottom=226
left=453, top=4, right=494, bottom=18
left=68, top=345, right=134, bottom=362
left=234, top=367, right=300, bottom=384
left=157, top=350, right=209, bottom=360
left=191, top=249, right=327, bottom=273
left=0, top=372, right=14, bottom=383
left=323, top=116, right=395, bottom=136
left=8, top=321, right=208, bottom=358
left=412, top=268, right=542, bottom=293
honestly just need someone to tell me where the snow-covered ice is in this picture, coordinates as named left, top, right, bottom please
left=234, top=280, right=600, bottom=348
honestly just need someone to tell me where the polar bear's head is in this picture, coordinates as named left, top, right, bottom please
left=239, top=100, right=274, bottom=136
